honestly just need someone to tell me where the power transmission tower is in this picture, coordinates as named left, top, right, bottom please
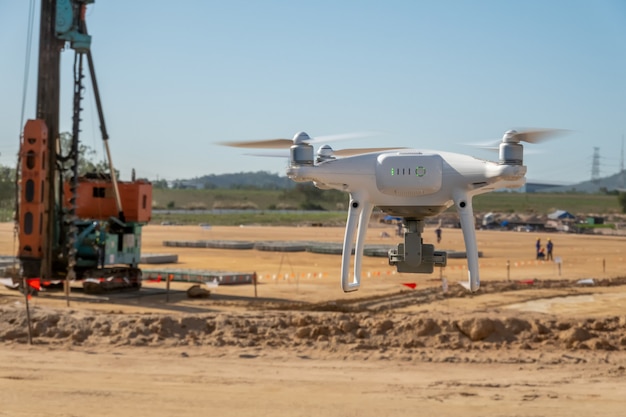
left=591, top=147, right=600, bottom=183
left=619, top=135, right=626, bottom=189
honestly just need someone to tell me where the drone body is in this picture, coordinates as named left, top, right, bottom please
left=225, top=129, right=559, bottom=293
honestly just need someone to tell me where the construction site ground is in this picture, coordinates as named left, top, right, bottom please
left=1, top=221, right=626, bottom=417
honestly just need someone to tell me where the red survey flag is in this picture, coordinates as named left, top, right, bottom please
left=26, top=278, right=41, bottom=291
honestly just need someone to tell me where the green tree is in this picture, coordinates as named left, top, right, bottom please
left=0, top=163, right=16, bottom=221
left=59, top=132, right=119, bottom=179
left=288, top=183, right=348, bottom=210
left=152, top=179, right=169, bottom=189
left=0, top=164, right=16, bottom=207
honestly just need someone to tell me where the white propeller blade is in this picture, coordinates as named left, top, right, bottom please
left=219, top=131, right=383, bottom=149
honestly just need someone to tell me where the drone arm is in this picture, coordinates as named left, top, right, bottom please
left=454, top=191, right=480, bottom=292
left=341, top=195, right=371, bottom=292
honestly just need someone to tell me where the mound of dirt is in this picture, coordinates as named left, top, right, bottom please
left=2, top=303, right=625, bottom=362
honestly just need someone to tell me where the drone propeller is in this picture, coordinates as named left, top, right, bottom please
left=467, top=128, right=568, bottom=149
left=222, top=138, right=294, bottom=149
left=243, top=146, right=406, bottom=159
left=467, top=145, right=544, bottom=156
left=501, top=128, right=568, bottom=144
left=242, top=151, right=290, bottom=157
left=220, top=131, right=382, bottom=149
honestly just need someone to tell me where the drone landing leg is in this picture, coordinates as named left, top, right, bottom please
left=341, top=197, right=371, bottom=292
left=454, top=192, right=480, bottom=291
left=354, top=201, right=373, bottom=282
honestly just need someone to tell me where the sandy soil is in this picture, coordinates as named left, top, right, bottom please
left=1, top=221, right=626, bottom=417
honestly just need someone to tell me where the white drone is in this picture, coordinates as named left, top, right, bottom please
left=224, top=129, right=561, bottom=293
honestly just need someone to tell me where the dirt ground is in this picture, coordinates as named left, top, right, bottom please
left=1, top=221, right=626, bottom=417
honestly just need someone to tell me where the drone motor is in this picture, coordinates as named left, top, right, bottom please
left=499, top=142, right=524, bottom=165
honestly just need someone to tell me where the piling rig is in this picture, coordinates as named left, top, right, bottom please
left=16, top=0, right=152, bottom=294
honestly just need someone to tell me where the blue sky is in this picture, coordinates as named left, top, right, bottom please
left=1, top=1, right=625, bottom=184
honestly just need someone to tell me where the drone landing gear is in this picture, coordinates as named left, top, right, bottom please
left=388, top=219, right=447, bottom=273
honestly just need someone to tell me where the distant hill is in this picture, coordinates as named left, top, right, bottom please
left=173, top=171, right=294, bottom=189
left=535, top=170, right=626, bottom=193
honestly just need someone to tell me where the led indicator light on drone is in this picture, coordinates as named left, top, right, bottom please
left=392, top=167, right=426, bottom=176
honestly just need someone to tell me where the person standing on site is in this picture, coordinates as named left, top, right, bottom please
left=535, top=238, right=541, bottom=259
left=546, top=238, right=554, bottom=261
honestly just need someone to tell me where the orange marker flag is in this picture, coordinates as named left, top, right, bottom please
left=26, top=278, right=41, bottom=291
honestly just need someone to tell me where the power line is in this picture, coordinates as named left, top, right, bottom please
left=19, top=0, right=37, bottom=135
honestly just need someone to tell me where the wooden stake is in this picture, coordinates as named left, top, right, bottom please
left=166, top=273, right=171, bottom=302
left=506, top=260, right=511, bottom=281
left=22, top=277, right=33, bottom=345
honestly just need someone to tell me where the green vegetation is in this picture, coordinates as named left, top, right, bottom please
left=0, top=165, right=16, bottom=222
left=152, top=187, right=620, bottom=215
left=153, top=211, right=347, bottom=226
left=150, top=188, right=622, bottom=226
left=618, top=192, right=626, bottom=214
left=58, top=132, right=119, bottom=179
left=152, top=184, right=348, bottom=211
left=472, top=192, right=620, bottom=215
